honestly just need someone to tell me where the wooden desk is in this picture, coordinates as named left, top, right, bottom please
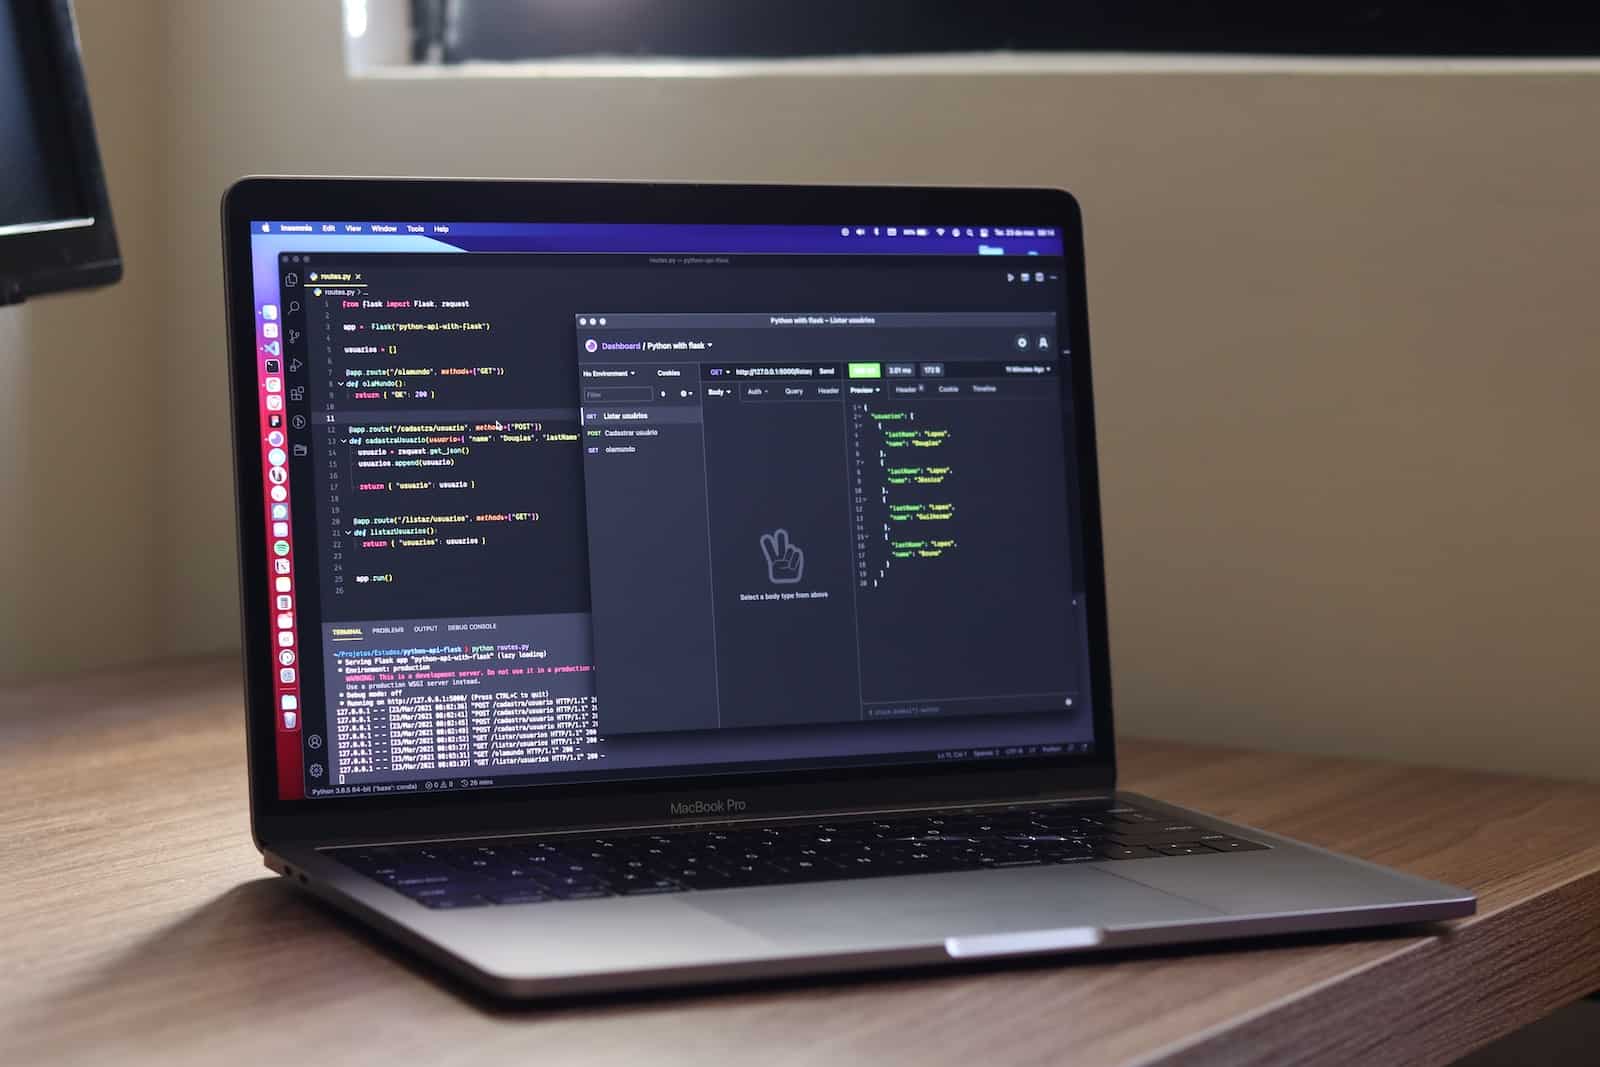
left=3, top=659, right=1598, bottom=1066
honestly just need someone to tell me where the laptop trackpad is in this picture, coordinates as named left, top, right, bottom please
left=686, top=865, right=1221, bottom=951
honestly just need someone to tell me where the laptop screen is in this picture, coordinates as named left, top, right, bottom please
left=244, top=219, right=1096, bottom=801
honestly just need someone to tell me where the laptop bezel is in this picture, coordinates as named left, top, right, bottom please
left=222, top=177, right=1117, bottom=848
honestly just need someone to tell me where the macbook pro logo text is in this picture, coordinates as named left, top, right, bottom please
left=669, top=798, right=748, bottom=817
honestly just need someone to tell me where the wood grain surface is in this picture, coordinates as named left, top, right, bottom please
left=3, top=658, right=1598, bottom=1067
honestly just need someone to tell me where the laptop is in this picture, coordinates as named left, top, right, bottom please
left=222, top=177, right=1473, bottom=999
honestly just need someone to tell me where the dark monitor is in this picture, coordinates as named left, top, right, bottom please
left=0, top=0, right=120, bottom=305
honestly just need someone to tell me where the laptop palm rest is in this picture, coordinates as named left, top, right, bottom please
left=685, top=864, right=1221, bottom=954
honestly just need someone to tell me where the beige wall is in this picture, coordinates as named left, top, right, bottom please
left=0, top=2, right=166, bottom=677
left=12, top=1, right=1600, bottom=780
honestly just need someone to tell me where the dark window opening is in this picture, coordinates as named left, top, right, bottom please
left=407, top=1, right=1600, bottom=64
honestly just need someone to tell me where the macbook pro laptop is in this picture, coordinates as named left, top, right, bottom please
left=222, top=177, right=1473, bottom=998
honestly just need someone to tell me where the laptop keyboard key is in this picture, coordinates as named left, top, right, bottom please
left=614, top=873, right=684, bottom=895
left=1196, top=835, right=1268, bottom=851
left=385, top=866, right=454, bottom=887
left=544, top=883, right=612, bottom=901
left=1098, top=844, right=1160, bottom=860
left=482, top=887, right=553, bottom=906
left=409, top=885, right=492, bottom=909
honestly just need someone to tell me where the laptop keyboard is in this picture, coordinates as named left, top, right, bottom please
left=332, top=801, right=1267, bottom=910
